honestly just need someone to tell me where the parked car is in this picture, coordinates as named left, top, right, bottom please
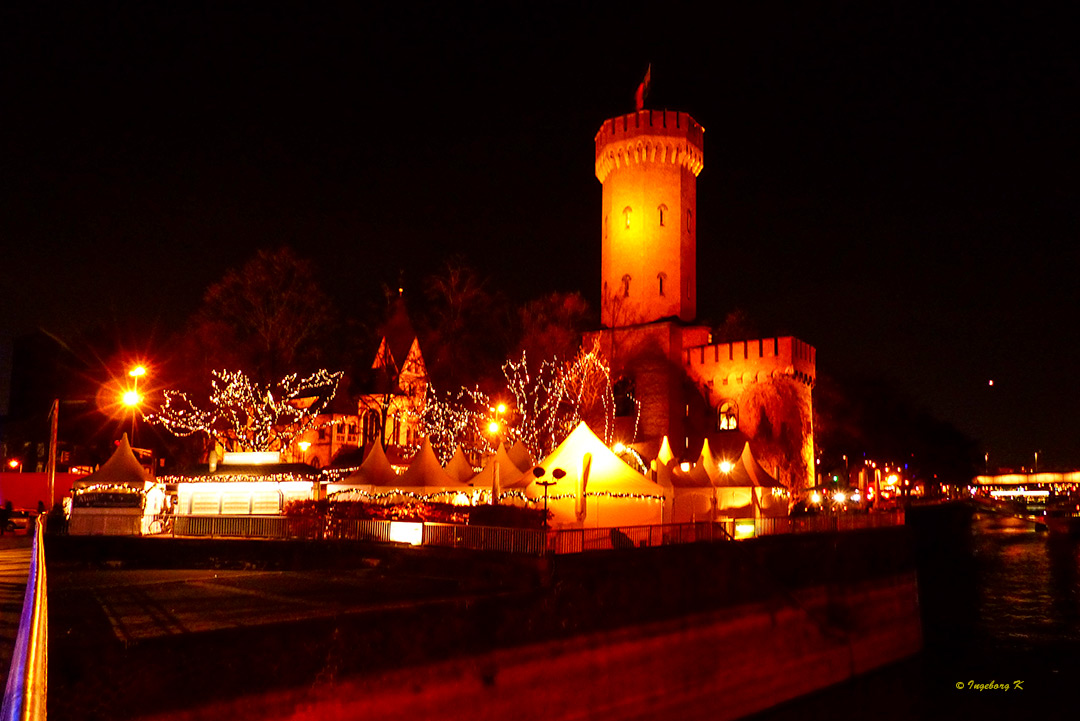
left=5, top=509, right=36, bottom=533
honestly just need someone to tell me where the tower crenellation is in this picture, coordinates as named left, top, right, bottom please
left=594, top=109, right=705, bottom=183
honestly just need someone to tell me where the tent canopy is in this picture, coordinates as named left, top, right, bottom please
left=341, top=437, right=399, bottom=487
left=73, top=434, right=152, bottom=489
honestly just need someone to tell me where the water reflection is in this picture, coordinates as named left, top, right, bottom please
left=750, top=511, right=1080, bottom=721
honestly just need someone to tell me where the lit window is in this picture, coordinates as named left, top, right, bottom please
left=623, top=206, right=632, bottom=228
left=719, top=402, right=738, bottom=431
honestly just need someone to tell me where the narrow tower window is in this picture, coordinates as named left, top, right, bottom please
left=658, top=203, right=668, bottom=226
left=621, top=274, right=632, bottom=297
left=623, top=206, right=632, bottom=229
left=657, top=271, right=667, bottom=296
left=686, top=208, right=693, bottom=232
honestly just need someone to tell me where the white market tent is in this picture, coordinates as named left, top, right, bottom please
left=524, top=422, right=664, bottom=528
left=333, top=437, right=399, bottom=493
left=661, top=437, right=788, bottom=522
left=471, top=443, right=527, bottom=499
left=444, top=447, right=476, bottom=485
left=73, top=434, right=153, bottom=489
left=506, top=440, right=534, bottom=474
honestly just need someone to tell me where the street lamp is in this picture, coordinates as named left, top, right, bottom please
left=298, top=440, right=311, bottom=465
left=532, top=466, right=564, bottom=529
left=124, top=365, right=148, bottom=443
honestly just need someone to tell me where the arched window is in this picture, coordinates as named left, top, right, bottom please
left=657, top=271, right=667, bottom=296
left=614, top=377, right=636, bottom=417
left=686, top=208, right=693, bottom=232
left=621, top=274, right=632, bottom=298
left=362, top=410, right=381, bottom=446
left=623, top=206, right=632, bottom=229
left=658, top=203, right=668, bottom=227
left=718, top=402, right=738, bottom=431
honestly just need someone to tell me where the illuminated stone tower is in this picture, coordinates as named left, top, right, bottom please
left=595, top=109, right=704, bottom=327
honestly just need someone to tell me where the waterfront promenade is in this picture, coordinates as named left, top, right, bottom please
left=0, top=535, right=33, bottom=691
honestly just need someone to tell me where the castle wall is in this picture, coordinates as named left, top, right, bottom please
left=683, top=336, right=816, bottom=490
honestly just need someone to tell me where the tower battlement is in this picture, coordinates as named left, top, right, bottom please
left=595, top=109, right=704, bottom=183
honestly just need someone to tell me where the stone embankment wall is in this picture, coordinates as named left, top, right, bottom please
left=146, top=526, right=921, bottom=721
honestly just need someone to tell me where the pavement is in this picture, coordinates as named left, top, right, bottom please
left=0, top=533, right=34, bottom=692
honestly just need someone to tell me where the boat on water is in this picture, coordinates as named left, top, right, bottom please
left=1044, top=494, right=1080, bottom=535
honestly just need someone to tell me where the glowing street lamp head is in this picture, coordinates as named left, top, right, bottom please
left=121, top=390, right=141, bottom=407
left=487, top=420, right=500, bottom=435
left=612, top=442, right=626, bottom=454
left=128, top=366, right=147, bottom=378
left=719, top=460, right=733, bottom=474
left=298, top=441, right=311, bottom=452
left=496, top=403, right=507, bottom=415
left=7, top=459, right=19, bottom=470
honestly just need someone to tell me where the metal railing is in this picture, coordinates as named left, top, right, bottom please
left=2, top=516, right=48, bottom=721
left=77, top=510, right=904, bottom=556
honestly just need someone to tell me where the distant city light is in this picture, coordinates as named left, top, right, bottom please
left=988, top=379, right=994, bottom=386
left=833, top=491, right=847, bottom=503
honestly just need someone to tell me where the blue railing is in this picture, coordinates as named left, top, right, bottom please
left=1, top=516, right=48, bottom=721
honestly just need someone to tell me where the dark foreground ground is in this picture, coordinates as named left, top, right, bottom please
left=48, top=527, right=915, bottom=721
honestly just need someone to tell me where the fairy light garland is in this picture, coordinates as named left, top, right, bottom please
left=160, top=472, right=316, bottom=484
left=74, top=484, right=145, bottom=495
left=146, top=368, right=343, bottom=452
left=417, top=340, right=633, bottom=466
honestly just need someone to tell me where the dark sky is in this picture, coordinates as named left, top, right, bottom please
left=2, top=1, right=1078, bottom=469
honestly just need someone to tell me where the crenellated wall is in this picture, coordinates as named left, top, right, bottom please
left=683, top=336, right=817, bottom=389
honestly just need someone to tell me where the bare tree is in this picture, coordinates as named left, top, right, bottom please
left=148, top=369, right=343, bottom=453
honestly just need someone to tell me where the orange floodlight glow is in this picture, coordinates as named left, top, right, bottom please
left=122, top=390, right=141, bottom=407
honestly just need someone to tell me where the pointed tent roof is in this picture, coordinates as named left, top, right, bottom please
left=657, top=436, right=675, bottom=466
left=444, top=447, right=476, bottom=484
left=668, top=437, right=724, bottom=488
left=740, top=442, right=784, bottom=488
left=74, top=434, right=152, bottom=489
left=710, top=442, right=781, bottom=488
left=472, top=443, right=528, bottom=489
left=399, top=437, right=456, bottom=488
left=506, top=440, right=534, bottom=473
left=343, top=437, right=400, bottom=487
left=525, top=422, right=663, bottom=501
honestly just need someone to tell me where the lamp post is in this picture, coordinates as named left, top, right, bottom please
left=298, top=440, right=311, bottom=465
left=532, top=466, right=564, bottom=530
left=124, top=366, right=147, bottom=443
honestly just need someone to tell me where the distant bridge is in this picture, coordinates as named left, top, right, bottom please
left=967, top=491, right=1047, bottom=529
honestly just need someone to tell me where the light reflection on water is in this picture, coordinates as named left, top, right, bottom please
left=749, top=512, right=1080, bottom=721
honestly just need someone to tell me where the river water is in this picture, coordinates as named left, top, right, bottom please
left=751, top=513, right=1080, bottom=720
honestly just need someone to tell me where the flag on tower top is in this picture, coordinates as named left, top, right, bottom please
left=634, top=64, right=652, bottom=110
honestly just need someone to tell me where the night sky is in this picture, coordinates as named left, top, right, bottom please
left=2, top=2, right=1077, bottom=469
